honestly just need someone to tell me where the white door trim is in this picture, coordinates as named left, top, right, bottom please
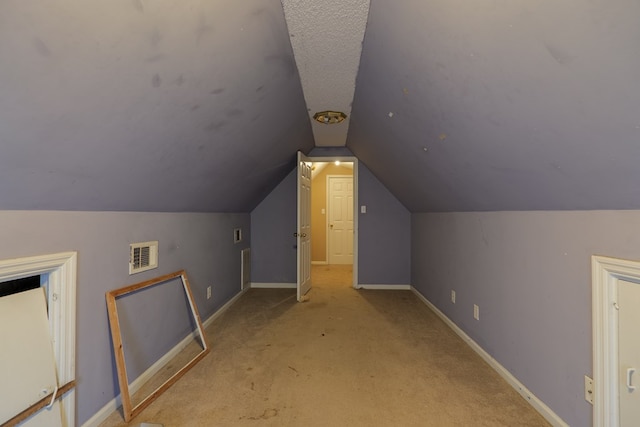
left=592, top=255, right=640, bottom=427
left=308, top=156, right=358, bottom=288
left=0, top=252, right=77, bottom=427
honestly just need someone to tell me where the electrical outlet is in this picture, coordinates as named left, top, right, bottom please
left=473, top=304, right=479, bottom=320
left=451, top=290, right=456, bottom=304
left=207, top=286, right=212, bottom=300
left=584, top=375, right=594, bottom=404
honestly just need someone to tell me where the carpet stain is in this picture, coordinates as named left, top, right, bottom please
left=248, top=408, right=279, bottom=420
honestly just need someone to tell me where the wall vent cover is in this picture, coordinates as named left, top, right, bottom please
left=129, top=241, right=158, bottom=275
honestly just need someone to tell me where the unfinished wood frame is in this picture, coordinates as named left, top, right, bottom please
left=106, top=270, right=209, bottom=422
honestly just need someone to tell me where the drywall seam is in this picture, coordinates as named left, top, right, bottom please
left=410, top=287, right=569, bottom=427
left=81, top=287, right=249, bottom=427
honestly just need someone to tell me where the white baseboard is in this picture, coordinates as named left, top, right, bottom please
left=311, top=261, right=327, bottom=265
left=356, top=284, right=411, bottom=290
left=250, top=282, right=296, bottom=289
left=410, top=287, right=568, bottom=427
left=202, top=287, right=249, bottom=329
left=81, top=288, right=248, bottom=427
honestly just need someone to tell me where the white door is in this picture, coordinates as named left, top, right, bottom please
left=328, top=176, right=353, bottom=264
left=297, top=151, right=312, bottom=301
left=618, top=279, right=640, bottom=426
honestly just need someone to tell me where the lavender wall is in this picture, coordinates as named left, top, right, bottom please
left=0, top=210, right=249, bottom=425
left=349, top=0, right=640, bottom=212
left=0, top=0, right=314, bottom=213
left=250, top=169, right=297, bottom=284
left=412, top=210, right=640, bottom=427
left=251, top=156, right=410, bottom=286
left=358, top=163, right=410, bottom=285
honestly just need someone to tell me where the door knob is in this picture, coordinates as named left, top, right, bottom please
left=330, top=224, right=333, bottom=228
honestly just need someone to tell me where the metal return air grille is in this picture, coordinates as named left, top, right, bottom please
left=132, top=246, right=150, bottom=270
left=129, top=241, right=158, bottom=275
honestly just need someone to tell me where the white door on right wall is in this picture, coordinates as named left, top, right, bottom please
left=618, top=279, right=640, bottom=426
left=328, top=176, right=353, bottom=265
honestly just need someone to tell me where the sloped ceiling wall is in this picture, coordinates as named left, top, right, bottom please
left=348, top=0, right=640, bottom=212
left=4, top=1, right=640, bottom=213
left=0, top=0, right=314, bottom=212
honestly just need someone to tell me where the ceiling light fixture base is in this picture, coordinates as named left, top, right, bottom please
left=313, top=111, right=347, bottom=125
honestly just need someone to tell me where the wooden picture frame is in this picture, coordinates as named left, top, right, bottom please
left=106, top=270, right=209, bottom=422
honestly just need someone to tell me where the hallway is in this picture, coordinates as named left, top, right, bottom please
left=100, top=265, right=549, bottom=426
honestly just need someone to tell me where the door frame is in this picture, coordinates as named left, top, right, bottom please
left=306, top=156, right=358, bottom=288
left=326, top=175, right=354, bottom=265
left=592, top=255, right=640, bottom=427
left=0, top=252, right=77, bottom=427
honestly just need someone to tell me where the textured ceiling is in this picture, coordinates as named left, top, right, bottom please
left=282, top=0, right=369, bottom=147
left=0, top=0, right=313, bottom=212
left=2, top=0, right=640, bottom=213
left=348, top=0, right=640, bottom=211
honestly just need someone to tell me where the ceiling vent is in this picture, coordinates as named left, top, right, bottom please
left=129, top=241, right=158, bottom=275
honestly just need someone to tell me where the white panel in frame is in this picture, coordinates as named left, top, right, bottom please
left=0, top=288, right=61, bottom=426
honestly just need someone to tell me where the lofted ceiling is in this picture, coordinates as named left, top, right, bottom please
left=1, top=0, right=640, bottom=213
left=0, top=0, right=314, bottom=212
left=348, top=0, right=640, bottom=211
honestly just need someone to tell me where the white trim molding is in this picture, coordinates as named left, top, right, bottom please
left=411, top=287, right=568, bottom=427
left=250, top=282, right=297, bottom=289
left=0, top=252, right=77, bottom=427
left=591, top=255, right=640, bottom=427
left=357, top=284, right=411, bottom=290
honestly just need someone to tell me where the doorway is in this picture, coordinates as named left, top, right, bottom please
left=592, top=255, right=640, bottom=426
left=0, top=252, right=77, bottom=426
left=304, top=157, right=357, bottom=289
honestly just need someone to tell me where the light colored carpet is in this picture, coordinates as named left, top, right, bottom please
left=99, top=265, right=550, bottom=426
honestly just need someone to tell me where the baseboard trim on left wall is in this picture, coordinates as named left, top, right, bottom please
left=250, top=282, right=296, bottom=289
left=410, top=286, right=568, bottom=427
left=81, top=287, right=250, bottom=427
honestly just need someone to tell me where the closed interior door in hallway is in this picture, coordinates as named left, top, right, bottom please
left=327, top=176, right=353, bottom=265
